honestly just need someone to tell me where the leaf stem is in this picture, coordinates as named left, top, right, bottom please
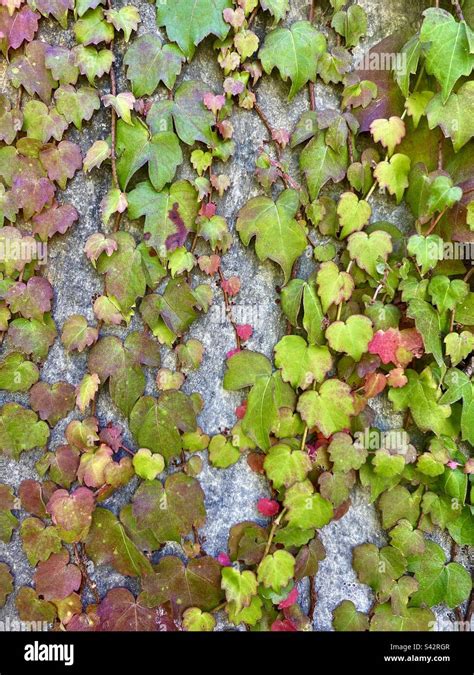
left=263, top=507, right=288, bottom=558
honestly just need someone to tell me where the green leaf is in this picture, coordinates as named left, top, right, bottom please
left=284, top=480, right=333, bottom=529
left=370, top=117, right=406, bottom=156
left=389, top=520, right=426, bottom=557
left=259, top=21, right=326, bottom=99
left=378, top=485, right=423, bottom=529
left=104, top=5, right=140, bottom=42
left=332, top=600, right=369, bottom=631
left=337, top=191, right=371, bottom=238
left=74, top=8, right=114, bottom=46
left=328, top=432, right=367, bottom=472
left=426, top=82, right=474, bottom=151
left=221, top=567, right=257, bottom=613
left=274, top=335, right=332, bottom=389
left=404, top=91, right=434, bottom=129
left=124, top=34, right=184, bottom=95
left=132, top=449, right=165, bottom=481
left=420, top=7, right=474, bottom=102
left=388, top=369, right=455, bottom=436
left=373, top=153, right=410, bottom=203
left=182, top=607, right=216, bottom=632
left=208, top=435, right=240, bottom=469
left=353, top=543, right=407, bottom=595
left=406, top=299, right=443, bottom=366
left=325, top=315, right=373, bottom=361
left=331, top=5, right=367, bottom=47
left=85, top=507, right=152, bottom=577
left=347, top=230, right=392, bottom=278
left=428, top=276, right=468, bottom=314
left=54, top=85, right=100, bottom=131
left=444, top=331, right=474, bottom=367
left=0, top=353, right=39, bottom=392
left=370, top=602, right=434, bottom=631
left=157, top=0, right=231, bottom=59
left=300, top=133, right=348, bottom=200
left=263, top=443, right=312, bottom=488
left=20, top=517, right=61, bottom=567
left=407, top=234, right=443, bottom=275
left=0, top=403, right=49, bottom=459
left=73, top=45, right=114, bottom=84
left=409, top=541, right=472, bottom=609
left=223, top=350, right=272, bottom=390
left=297, top=379, right=355, bottom=437
left=316, top=261, right=354, bottom=313
left=257, top=550, right=295, bottom=593
left=131, top=474, right=205, bottom=543
left=236, top=189, right=307, bottom=283
left=241, top=375, right=278, bottom=451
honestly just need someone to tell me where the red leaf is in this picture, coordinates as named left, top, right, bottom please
left=236, top=324, right=253, bottom=341
left=271, top=618, right=297, bottom=632
left=257, top=498, right=279, bottom=517
left=278, top=587, right=298, bottom=609
left=216, top=552, right=231, bottom=566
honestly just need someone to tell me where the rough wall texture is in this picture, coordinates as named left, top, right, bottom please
left=0, top=0, right=471, bottom=631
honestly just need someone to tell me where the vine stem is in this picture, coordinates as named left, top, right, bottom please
left=263, top=507, right=288, bottom=558
left=217, top=267, right=241, bottom=349
left=309, top=576, right=317, bottom=622
left=308, top=1, right=316, bottom=111
left=424, top=207, right=447, bottom=236
left=106, top=0, right=119, bottom=193
left=74, top=543, right=100, bottom=604
left=253, top=100, right=281, bottom=158
left=452, top=0, right=465, bottom=22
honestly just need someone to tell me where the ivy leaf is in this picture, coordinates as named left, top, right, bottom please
left=76, top=373, right=100, bottom=413
left=0, top=484, right=19, bottom=542
left=1, top=5, right=39, bottom=51
left=407, top=166, right=463, bottom=222
left=389, top=520, right=426, bottom=558
left=259, top=0, right=289, bottom=24
left=0, top=562, right=13, bottom=608
left=347, top=230, right=392, bottom=278
left=129, top=392, right=196, bottom=461
left=5, top=277, right=53, bottom=321
left=104, top=5, right=139, bottom=42
left=0, top=402, right=49, bottom=458
left=22, top=101, right=67, bottom=144
left=140, top=279, right=201, bottom=338
left=133, top=448, right=165, bottom=481
left=407, top=234, right=443, bottom=275
left=73, top=45, right=114, bottom=84
left=16, top=587, right=56, bottom=624
left=74, top=7, right=114, bottom=46
left=300, top=133, right=348, bottom=200
left=263, top=443, right=312, bottom=489
left=420, top=7, right=474, bottom=103
left=61, top=314, right=98, bottom=352
left=316, top=261, right=354, bottom=313
left=34, top=550, right=81, bottom=601
left=331, top=5, right=367, bottom=47
left=426, top=82, right=474, bottom=152
left=404, top=91, right=434, bottom=129
left=274, top=335, right=332, bottom=389
left=8, top=41, right=56, bottom=103
left=406, top=299, right=443, bottom=366
left=241, top=374, right=278, bottom=451
left=29, top=381, right=75, bottom=426
left=257, top=550, right=295, bottom=593
left=236, top=189, right=306, bottom=284
left=428, top=276, right=468, bottom=314
left=389, top=368, right=455, bottom=437
left=353, top=543, right=407, bottom=596
left=332, top=600, right=369, bottom=631
left=221, top=567, right=257, bottom=613
left=284, top=480, right=334, bottom=529
left=297, top=379, right=354, bottom=437
left=182, top=608, right=215, bottom=632
left=156, top=0, right=231, bottom=60
left=132, top=474, right=205, bottom=543
left=28, top=0, right=73, bottom=28
left=370, top=602, right=434, bottom=631
left=171, top=81, right=217, bottom=146
left=328, top=432, right=367, bottom=472
left=44, top=45, right=79, bottom=85
left=54, top=84, right=100, bottom=130
left=98, top=588, right=169, bottom=631
left=337, top=191, right=371, bottom=238
left=223, top=350, right=272, bottom=390
left=259, top=21, right=326, bottom=99
left=47, top=487, right=95, bottom=543
left=208, top=434, right=240, bottom=469
left=370, top=117, right=406, bottom=156
left=325, top=315, right=373, bottom=362
left=445, top=331, right=474, bottom=367
left=0, top=353, right=39, bottom=392
left=127, top=180, right=198, bottom=256
left=32, top=203, right=78, bottom=241
left=83, top=139, right=111, bottom=173
left=102, top=92, right=135, bottom=125
left=408, top=540, right=472, bottom=609
left=100, top=188, right=128, bottom=226
left=124, top=34, right=184, bottom=97
left=39, top=141, right=82, bottom=189
left=373, top=153, right=410, bottom=203
left=378, top=485, right=422, bottom=529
